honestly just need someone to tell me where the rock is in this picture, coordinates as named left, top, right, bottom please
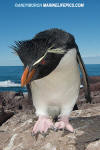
left=0, top=94, right=14, bottom=126
left=86, top=140, right=100, bottom=150
left=0, top=105, right=100, bottom=150
left=0, top=91, right=33, bottom=112
left=90, top=83, right=100, bottom=91
left=0, top=76, right=100, bottom=150
left=81, top=76, right=100, bottom=92
left=0, top=111, right=14, bottom=126
left=0, top=91, right=34, bottom=127
left=88, top=76, right=100, bottom=84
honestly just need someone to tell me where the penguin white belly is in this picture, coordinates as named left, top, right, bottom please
left=31, top=48, right=80, bottom=117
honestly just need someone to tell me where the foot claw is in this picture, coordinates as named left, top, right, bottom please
left=31, top=131, right=39, bottom=136
left=32, top=116, right=54, bottom=135
left=66, top=124, right=74, bottom=132
left=31, top=132, right=35, bottom=136
left=41, top=132, right=49, bottom=137
left=54, top=116, right=74, bottom=132
left=50, top=126, right=55, bottom=131
left=53, top=127, right=58, bottom=132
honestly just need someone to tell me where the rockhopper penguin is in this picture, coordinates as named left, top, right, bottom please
left=12, top=28, right=91, bottom=134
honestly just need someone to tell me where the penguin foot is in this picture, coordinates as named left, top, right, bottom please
left=32, top=116, right=54, bottom=135
left=54, top=116, right=74, bottom=132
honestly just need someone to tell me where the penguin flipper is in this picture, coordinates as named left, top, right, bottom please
left=77, top=50, right=91, bottom=103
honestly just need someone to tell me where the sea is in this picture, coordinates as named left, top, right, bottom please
left=0, top=65, right=100, bottom=93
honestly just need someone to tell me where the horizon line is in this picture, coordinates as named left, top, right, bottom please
left=0, top=64, right=100, bottom=67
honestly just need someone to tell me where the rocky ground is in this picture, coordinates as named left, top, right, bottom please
left=0, top=76, right=100, bottom=150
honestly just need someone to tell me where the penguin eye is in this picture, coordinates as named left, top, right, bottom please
left=41, top=59, right=46, bottom=65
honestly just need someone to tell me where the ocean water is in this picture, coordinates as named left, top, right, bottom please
left=0, top=64, right=100, bottom=92
left=0, top=66, right=26, bottom=92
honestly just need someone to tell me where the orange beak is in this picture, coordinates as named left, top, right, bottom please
left=21, top=66, right=36, bottom=87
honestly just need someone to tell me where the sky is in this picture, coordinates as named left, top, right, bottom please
left=0, top=0, right=100, bottom=66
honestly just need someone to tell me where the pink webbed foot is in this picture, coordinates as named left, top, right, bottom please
left=32, top=116, right=54, bottom=135
left=55, top=116, right=74, bottom=132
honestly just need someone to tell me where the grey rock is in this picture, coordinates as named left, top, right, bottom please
left=0, top=105, right=100, bottom=150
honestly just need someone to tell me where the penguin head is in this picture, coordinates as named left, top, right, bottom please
left=12, top=28, right=77, bottom=86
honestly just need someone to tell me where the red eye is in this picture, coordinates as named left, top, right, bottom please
left=41, top=60, right=46, bottom=65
